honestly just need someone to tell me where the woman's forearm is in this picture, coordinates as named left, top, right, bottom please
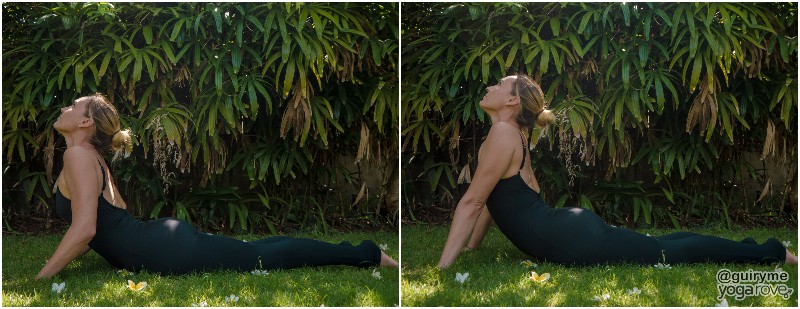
left=438, top=198, right=483, bottom=268
left=36, top=225, right=95, bottom=280
left=77, top=245, right=91, bottom=258
left=466, top=206, right=493, bottom=249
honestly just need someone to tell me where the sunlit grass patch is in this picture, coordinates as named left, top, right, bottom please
left=3, top=231, right=399, bottom=307
left=402, top=225, right=797, bottom=306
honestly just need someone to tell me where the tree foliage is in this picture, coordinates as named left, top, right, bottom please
left=3, top=2, right=399, bottom=232
left=402, top=3, right=797, bottom=228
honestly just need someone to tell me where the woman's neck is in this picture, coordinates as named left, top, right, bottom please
left=62, top=131, right=96, bottom=150
left=487, top=108, right=520, bottom=126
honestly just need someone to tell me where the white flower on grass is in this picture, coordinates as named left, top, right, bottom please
left=782, top=240, right=792, bottom=248
left=250, top=269, right=269, bottom=276
left=715, top=298, right=729, bottom=307
left=653, top=263, right=672, bottom=270
left=372, top=268, right=382, bottom=279
left=191, top=301, right=208, bottom=307
left=593, top=293, right=610, bottom=302
left=225, top=294, right=239, bottom=302
left=379, top=243, right=388, bottom=251
left=455, top=272, right=469, bottom=284
left=51, top=282, right=65, bottom=294
left=627, top=287, right=642, bottom=295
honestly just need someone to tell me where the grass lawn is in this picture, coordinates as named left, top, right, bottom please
left=402, top=224, right=797, bottom=307
left=2, top=230, right=399, bottom=307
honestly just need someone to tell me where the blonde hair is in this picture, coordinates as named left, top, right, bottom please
left=511, top=74, right=556, bottom=129
left=81, top=93, right=132, bottom=161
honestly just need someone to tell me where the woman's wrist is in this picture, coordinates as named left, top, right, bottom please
left=35, top=268, right=50, bottom=281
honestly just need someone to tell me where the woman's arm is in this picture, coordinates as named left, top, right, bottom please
left=465, top=206, right=493, bottom=250
left=36, top=147, right=100, bottom=280
left=438, top=123, right=518, bottom=268
left=77, top=246, right=92, bottom=258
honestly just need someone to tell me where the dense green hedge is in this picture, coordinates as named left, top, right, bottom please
left=402, top=3, right=797, bottom=228
left=3, top=3, right=398, bottom=233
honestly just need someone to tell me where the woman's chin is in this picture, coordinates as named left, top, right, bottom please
left=478, top=100, right=491, bottom=112
left=52, top=122, right=65, bottom=133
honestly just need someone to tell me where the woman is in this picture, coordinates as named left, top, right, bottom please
left=438, top=74, right=797, bottom=268
left=36, top=93, right=397, bottom=280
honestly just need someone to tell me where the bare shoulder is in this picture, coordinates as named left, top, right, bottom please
left=484, top=122, right=520, bottom=147
left=62, top=146, right=99, bottom=173
left=478, top=122, right=520, bottom=162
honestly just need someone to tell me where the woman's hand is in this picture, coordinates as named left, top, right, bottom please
left=437, top=123, right=519, bottom=268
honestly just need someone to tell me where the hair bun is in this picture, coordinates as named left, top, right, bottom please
left=111, top=129, right=133, bottom=161
left=535, top=109, right=556, bottom=129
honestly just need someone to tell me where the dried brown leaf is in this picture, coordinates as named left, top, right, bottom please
left=457, top=164, right=472, bottom=184
left=757, top=179, right=771, bottom=203
left=356, top=123, right=370, bottom=163
left=761, top=120, right=775, bottom=160
left=353, top=182, right=367, bottom=206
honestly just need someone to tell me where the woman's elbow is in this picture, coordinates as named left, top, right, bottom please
left=72, top=225, right=96, bottom=243
left=80, top=228, right=96, bottom=243
left=456, top=197, right=485, bottom=219
left=85, top=228, right=96, bottom=240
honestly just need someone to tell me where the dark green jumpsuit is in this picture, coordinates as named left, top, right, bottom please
left=55, top=163, right=380, bottom=275
left=486, top=135, right=786, bottom=266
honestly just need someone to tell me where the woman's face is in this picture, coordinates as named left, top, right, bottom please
left=479, top=75, right=517, bottom=111
left=53, top=97, right=92, bottom=133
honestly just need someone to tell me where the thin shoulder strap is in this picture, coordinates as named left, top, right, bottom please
left=518, top=132, right=527, bottom=171
left=96, top=159, right=107, bottom=195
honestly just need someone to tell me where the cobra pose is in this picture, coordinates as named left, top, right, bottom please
left=36, top=93, right=397, bottom=280
left=438, top=74, right=798, bottom=268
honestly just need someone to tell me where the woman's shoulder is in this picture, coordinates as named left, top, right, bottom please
left=486, top=122, right=521, bottom=140
left=63, top=146, right=100, bottom=167
left=481, top=122, right=522, bottom=153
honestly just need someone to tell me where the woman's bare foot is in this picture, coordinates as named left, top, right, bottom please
left=380, top=251, right=398, bottom=267
left=786, top=249, right=798, bottom=265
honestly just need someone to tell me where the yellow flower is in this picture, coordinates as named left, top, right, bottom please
left=530, top=271, right=550, bottom=283
left=126, top=280, right=147, bottom=291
